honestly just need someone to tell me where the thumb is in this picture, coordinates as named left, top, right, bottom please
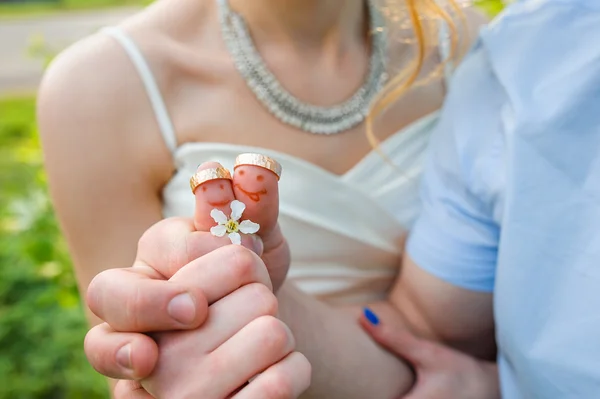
left=360, top=307, right=437, bottom=369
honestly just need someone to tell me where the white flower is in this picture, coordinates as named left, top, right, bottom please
left=210, top=200, right=260, bottom=245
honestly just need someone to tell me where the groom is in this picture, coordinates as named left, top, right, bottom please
left=362, top=0, right=600, bottom=397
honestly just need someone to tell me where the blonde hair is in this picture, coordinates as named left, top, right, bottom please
left=367, top=0, right=466, bottom=150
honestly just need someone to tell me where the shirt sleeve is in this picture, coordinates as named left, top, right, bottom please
left=406, top=40, right=505, bottom=292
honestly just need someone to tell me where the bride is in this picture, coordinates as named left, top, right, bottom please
left=38, top=0, right=486, bottom=397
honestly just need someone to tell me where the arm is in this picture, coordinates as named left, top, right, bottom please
left=277, top=283, right=414, bottom=399
left=275, top=258, right=495, bottom=399
left=275, top=257, right=495, bottom=399
left=389, top=255, right=495, bottom=358
left=37, top=33, right=173, bottom=391
left=388, top=15, right=502, bottom=359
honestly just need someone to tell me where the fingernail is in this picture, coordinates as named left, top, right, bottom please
left=364, top=308, right=379, bottom=325
left=197, top=161, right=223, bottom=172
left=168, top=293, right=196, bottom=325
left=116, top=344, right=132, bottom=370
left=251, top=235, right=264, bottom=256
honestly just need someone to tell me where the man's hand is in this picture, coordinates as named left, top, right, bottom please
left=82, top=160, right=312, bottom=398
left=86, top=244, right=311, bottom=398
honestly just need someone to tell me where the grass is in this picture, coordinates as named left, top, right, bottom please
left=0, top=0, right=146, bottom=19
left=474, top=0, right=508, bottom=17
left=0, top=0, right=505, bottom=19
left=0, top=95, right=110, bottom=399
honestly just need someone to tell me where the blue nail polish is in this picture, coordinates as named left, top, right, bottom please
left=364, top=308, right=379, bottom=325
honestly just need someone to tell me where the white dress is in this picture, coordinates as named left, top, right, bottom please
left=104, top=25, right=450, bottom=305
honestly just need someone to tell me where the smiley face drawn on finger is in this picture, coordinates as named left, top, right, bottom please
left=234, top=170, right=268, bottom=202
left=234, top=184, right=267, bottom=202
left=202, top=183, right=233, bottom=207
left=207, top=199, right=231, bottom=206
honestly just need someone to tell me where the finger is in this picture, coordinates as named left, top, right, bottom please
left=137, top=217, right=264, bottom=280
left=192, top=162, right=236, bottom=231
left=113, top=380, right=154, bottom=399
left=195, top=282, right=278, bottom=350
left=90, top=246, right=269, bottom=334
left=360, top=307, right=436, bottom=368
left=87, top=267, right=208, bottom=332
left=187, top=229, right=265, bottom=262
left=84, top=323, right=158, bottom=380
left=191, top=162, right=264, bottom=253
left=170, top=244, right=272, bottom=304
left=232, top=156, right=288, bottom=288
left=233, top=352, right=312, bottom=399
left=231, top=155, right=280, bottom=241
left=209, top=316, right=296, bottom=397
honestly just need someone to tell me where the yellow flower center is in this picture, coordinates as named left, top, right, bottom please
left=225, top=219, right=239, bottom=233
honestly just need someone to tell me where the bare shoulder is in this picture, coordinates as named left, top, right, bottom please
left=37, top=0, right=215, bottom=146
left=38, top=30, right=141, bottom=139
left=37, top=19, right=178, bottom=229
left=36, top=2, right=206, bottom=187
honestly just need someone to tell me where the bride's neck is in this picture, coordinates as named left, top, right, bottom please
left=227, top=0, right=367, bottom=48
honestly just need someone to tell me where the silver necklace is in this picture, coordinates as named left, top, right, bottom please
left=217, top=0, right=388, bottom=135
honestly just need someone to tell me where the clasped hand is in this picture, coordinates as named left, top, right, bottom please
left=84, top=161, right=310, bottom=399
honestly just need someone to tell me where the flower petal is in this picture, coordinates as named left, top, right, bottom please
left=239, top=220, right=260, bottom=234
left=228, top=232, right=241, bottom=245
left=230, top=200, right=246, bottom=221
left=210, top=209, right=228, bottom=225
left=210, top=225, right=227, bottom=237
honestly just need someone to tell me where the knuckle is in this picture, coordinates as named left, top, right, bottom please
left=246, top=283, right=278, bottom=316
left=85, top=276, right=101, bottom=315
left=83, top=330, right=102, bottom=369
left=138, top=218, right=191, bottom=277
left=86, top=270, right=115, bottom=318
left=83, top=324, right=117, bottom=376
left=294, top=353, right=312, bottom=388
left=261, top=370, right=294, bottom=399
left=228, top=245, right=264, bottom=282
left=136, top=221, right=162, bottom=253
left=254, top=316, right=294, bottom=355
left=299, top=353, right=312, bottom=377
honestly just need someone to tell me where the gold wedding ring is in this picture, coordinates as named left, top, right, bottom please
left=234, top=153, right=282, bottom=180
left=189, top=166, right=232, bottom=194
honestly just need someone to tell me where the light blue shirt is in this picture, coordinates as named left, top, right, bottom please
left=406, top=0, right=600, bottom=397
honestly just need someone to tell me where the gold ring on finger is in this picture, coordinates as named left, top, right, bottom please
left=234, top=153, right=282, bottom=180
left=190, top=166, right=233, bottom=194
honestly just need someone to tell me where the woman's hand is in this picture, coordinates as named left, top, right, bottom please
left=360, top=308, right=501, bottom=399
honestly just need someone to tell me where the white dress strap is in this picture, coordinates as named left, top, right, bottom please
left=102, top=26, right=178, bottom=154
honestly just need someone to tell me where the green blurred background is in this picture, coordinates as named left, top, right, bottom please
left=1, top=2, right=146, bottom=397
left=0, top=0, right=505, bottom=398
